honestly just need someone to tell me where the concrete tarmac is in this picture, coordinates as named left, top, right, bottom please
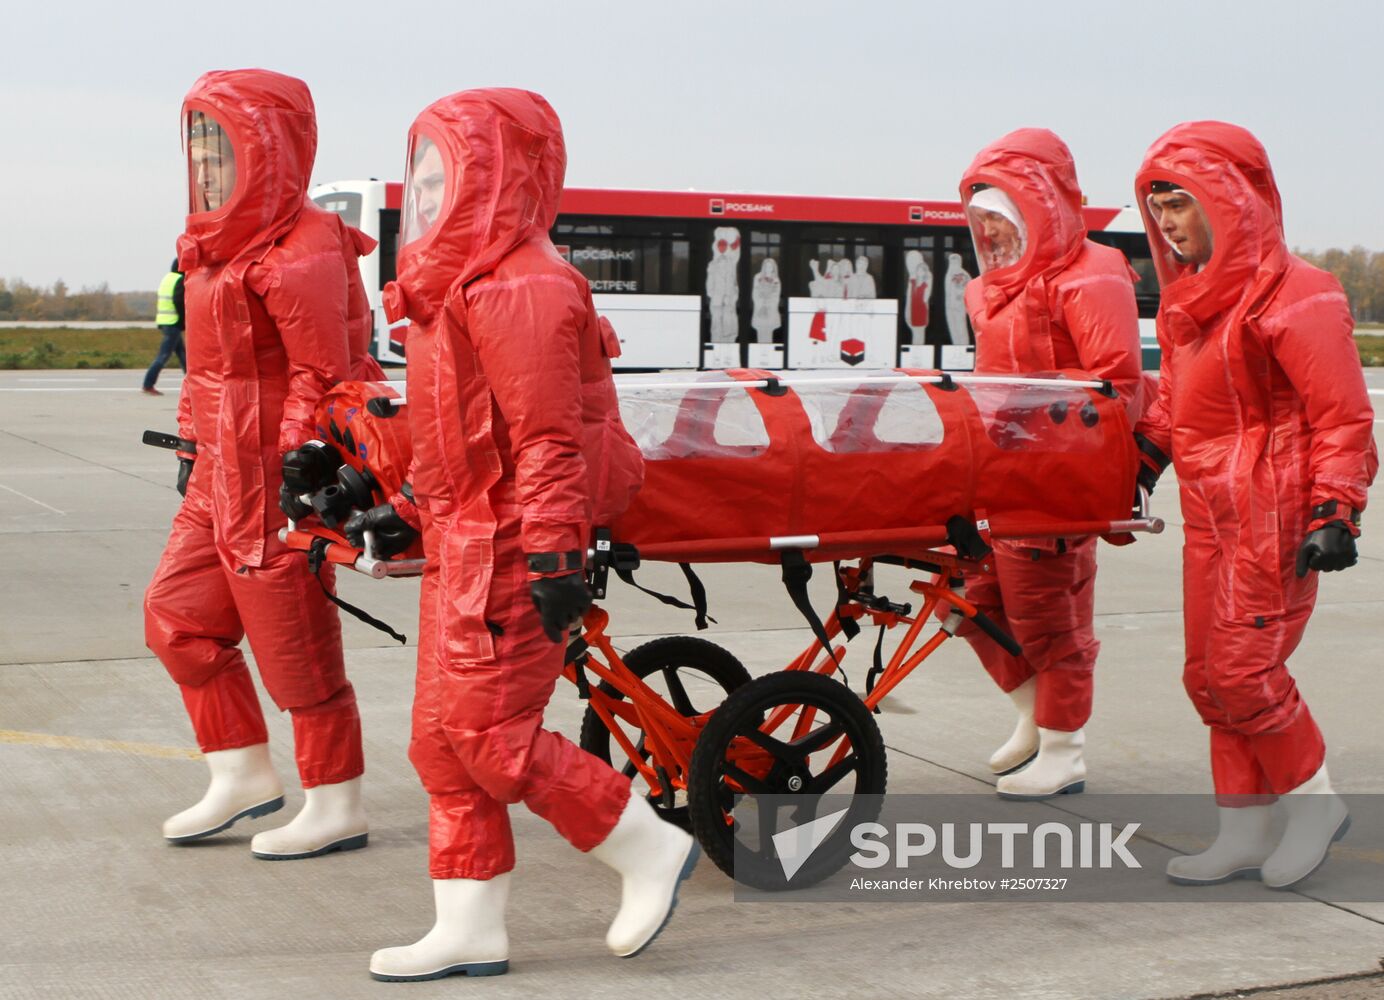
left=2, top=369, right=1382, bottom=1000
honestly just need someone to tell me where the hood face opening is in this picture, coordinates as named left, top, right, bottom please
left=964, top=183, right=1032, bottom=275
left=1138, top=178, right=1219, bottom=291
left=1134, top=121, right=1290, bottom=328
left=186, top=109, right=239, bottom=216
left=959, top=129, right=1087, bottom=297
left=401, top=131, right=450, bottom=250
left=391, top=89, right=568, bottom=319
left=178, top=69, right=318, bottom=268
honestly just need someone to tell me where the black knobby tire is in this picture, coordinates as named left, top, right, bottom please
left=579, top=636, right=752, bottom=829
left=687, top=670, right=887, bottom=891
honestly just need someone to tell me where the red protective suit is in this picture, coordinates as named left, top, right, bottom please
left=145, top=69, right=382, bottom=787
left=386, top=89, right=644, bottom=879
left=954, top=128, right=1144, bottom=731
left=1134, top=122, right=1378, bottom=796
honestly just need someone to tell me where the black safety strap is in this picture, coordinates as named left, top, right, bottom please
left=612, top=562, right=716, bottom=630
left=779, top=549, right=848, bottom=685
left=679, top=563, right=712, bottom=630
left=864, top=623, right=886, bottom=714
left=565, top=635, right=592, bottom=699
left=832, top=561, right=861, bottom=642
left=308, top=538, right=407, bottom=645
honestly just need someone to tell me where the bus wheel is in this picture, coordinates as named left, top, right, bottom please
left=579, top=636, right=752, bottom=830
left=687, top=670, right=887, bottom=890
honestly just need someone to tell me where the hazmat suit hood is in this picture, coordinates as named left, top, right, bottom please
left=960, top=128, right=1087, bottom=312
left=1135, top=121, right=1290, bottom=344
left=386, top=88, right=566, bottom=324
left=178, top=69, right=317, bottom=269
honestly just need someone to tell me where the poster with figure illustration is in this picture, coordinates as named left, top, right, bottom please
left=903, top=249, right=933, bottom=345
left=787, top=296, right=897, bottom=369
left=706, top=227, right=741, bottom=343
left=751, top=258, right=782, bottom=343
left=944, top=252, right=973, bottom=345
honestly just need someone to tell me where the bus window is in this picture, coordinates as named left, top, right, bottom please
left=1089, top=230, right=1160, bottom=318
left=379, top=209, right=399, bottom=287
left=554, top=226, right=693, bottom=296
left=565, top=238, right=657, bottom=294
left=749, top=231, right=784, bottom=343
left=313, top=192, right=362, bottom=229
left=793, top=228, right=885, bottom=300
left=902, top=232, right=976, bottom=346
left=670, top=239, right=690, bottom=295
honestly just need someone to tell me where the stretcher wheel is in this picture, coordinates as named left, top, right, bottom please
left=579, top=636, right=752, bottom=829
left=687, top=670, right=887, bottom=890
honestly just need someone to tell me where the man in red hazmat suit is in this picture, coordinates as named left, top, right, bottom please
left=349, top=89, right=697, bottom=983
left=144, top=68, right=384, bottom=860
left=953, top=128, right=1144, bottom=799
left=1133, top=122, right=1377, bottom=889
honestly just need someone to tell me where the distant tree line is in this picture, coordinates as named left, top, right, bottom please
left=0, top=278, right=156, bottom=322
left=1294, top=247, right=1384, bottom=323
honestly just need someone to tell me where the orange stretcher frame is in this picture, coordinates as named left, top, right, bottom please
left=281, top=370, right=1164, bottom=879
left=561, top=516, right=1157, bottom=828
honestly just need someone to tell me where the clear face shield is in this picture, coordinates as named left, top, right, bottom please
left=186, top=110, right=236, bottom=213
left=401, top=134, right=448, bottom=247
left=965, top=185, right=1028, bottom=273
left=1142, top=182, right=1214, bottom=284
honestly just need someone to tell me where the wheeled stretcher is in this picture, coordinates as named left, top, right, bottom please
left=282, top=368, right=1162, bottom=888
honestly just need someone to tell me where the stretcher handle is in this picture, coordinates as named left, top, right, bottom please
left=969, top=608, right=1023, bottom=658
left=142, top=429, right=197, bottom=454
left=609, top=373, right=1113, bottom=392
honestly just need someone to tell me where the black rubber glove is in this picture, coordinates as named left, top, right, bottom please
left=282, top=442, right=343, bottom=495
left=1295, top=523, right=1358, bottom=577
left=1134, top=432, right=1170, bottom=496
left=529, top=572, right=592, bottom=643
left=176, top=457, right=194, bottom=498
left=279, top=483, right=313, bottom=521
left=342, top=502, right=418, bottom=558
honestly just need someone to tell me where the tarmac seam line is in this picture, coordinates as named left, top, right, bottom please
left=0, top=427, right=172, bottom=492
left=1158, top=963, right=1384, bottom=999
left=0, top=728, right=201, bottom=760
left=0, top=482, right=66, bottom=514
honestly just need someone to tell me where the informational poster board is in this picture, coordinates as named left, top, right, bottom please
left=786, top=298, right=899, bottom=369
left=592, top=294, right=702, bottom=369
left=746, top=342, right=785, bottom=370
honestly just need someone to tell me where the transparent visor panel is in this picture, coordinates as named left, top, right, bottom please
left=969, top=382, right=1104, bottom=453
left=964, top=185, right=1028, bottom=274
left=186, top=111, right=236, bottom=213
left=1143, top=186, right=1214, bottom=284
left=401, top=134, right=448, bottom=247
left=615, top=374, right=769, bottom=461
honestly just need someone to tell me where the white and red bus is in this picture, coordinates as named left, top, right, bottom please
left=309, top=181, right=1159, bottom=370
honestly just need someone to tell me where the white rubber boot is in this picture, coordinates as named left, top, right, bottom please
left=1261, top=764, right=1351, bottom=890
left=163, top=743, right=284, bottom=843
left=996, top=727, right=1086, bottom=800
left=989, top=677, right=1038, bottom=775
left=1166, top=805, right=1277, bottom=885
left=250, top=776, right=368, bottom=860
left=588, top=794, right=700, bottom=958
left=369, top=875, right=510, bottom=982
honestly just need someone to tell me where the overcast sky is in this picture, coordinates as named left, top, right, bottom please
left=3, top=0, right=1380, bottom=291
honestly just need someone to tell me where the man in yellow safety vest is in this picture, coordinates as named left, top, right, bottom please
left=142, top=258, right=186, bottom=396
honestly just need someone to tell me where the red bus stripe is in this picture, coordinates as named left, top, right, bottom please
left=383, top=184, right=1121, bottom=230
